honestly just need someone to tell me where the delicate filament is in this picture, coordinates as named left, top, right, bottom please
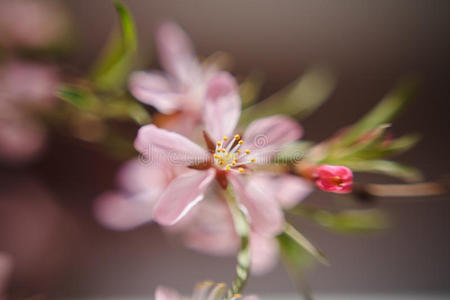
left=213, top=134, right=254, bottom=173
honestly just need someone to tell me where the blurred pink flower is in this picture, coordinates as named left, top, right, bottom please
left=0, top=0, right=69, bottom=48
left=0, top=60, right=59, bottom=163
left=156, top=285, right=259, bottom=300
left=0, top=60, right=59, bottom=108
left=182, top=174, right=312, bottom=275
left=314, top=164, right=353, bottom=193
left=129, top=22, right=227, bottom=136
left=134, top=74, right=302, bottom=236
left=0, top=112, right=46, bottom=163
left=0, top=253, right=13, bottom=298
left=93, top=159, right=177, bottom=230
left=0, top=180, right=78, bottom=290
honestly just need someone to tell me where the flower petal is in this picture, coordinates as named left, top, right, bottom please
left=276, top=175, right=312, bottom=209
left=93, top=190, right=159, bottom=231
left=203, top=72, right=241, bottom=141
left=229, top=174, right=284, bottom=236
left=250, top=232, right=279, bottom=275
left=129, top=71, right=182, bottom=114
left=243, top=115, right=303, bottom=163
left=155, top=286, right=182, bottom=300
left=249, top=173, right=312, bottom=209
left=134, top=124, right=210, bottom=167
left=153, top=169, right=215, bottom=225
left=117, top=159, right=172, bottom=193
left=183, top=200, right=239, bottom=256
left=156, top=22, right=201, bottom=85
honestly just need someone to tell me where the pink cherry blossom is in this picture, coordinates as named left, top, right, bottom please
left=0, top=60, right=59, bottom=163
left=314, top=164, right=353, bottom=193
left=180, top=174, right=312, bottom=275
left=0, top=0, right=69, bottom=49
left=134, top=106, right=302, bottom=236
left=129, top=22, right=228, bottom=136
left=93, top=159, right=177, bottom=230
left=0, top=60, right=59, bottom=108
left=155, top=285, right=259, bottom=300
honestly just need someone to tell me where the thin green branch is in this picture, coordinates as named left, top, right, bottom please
left=225, top=185, right=251, bottom=299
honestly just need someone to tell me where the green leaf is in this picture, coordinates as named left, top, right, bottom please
left=239, top=71, right=265, bottom=108
left=101, top=99, right=151, bottom=125
left=90, top=1, right=138, bottom=90
left=325, top=123, right=391, bottom=162
left=340, top=77, right=419, bottom=146
left=373, top=134, right=421, bottom=158
left=239, top=65, right=336, bottom=126
left=57, top=84, right=99, bottom=110
left=340, top=159, right=423, bottom=182
left=311, top=209, right=388, bottom=233
left=282, top=223, right=329, bottom=265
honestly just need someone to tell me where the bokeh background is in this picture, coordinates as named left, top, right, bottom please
left=0, top=0, right=449, bottom=298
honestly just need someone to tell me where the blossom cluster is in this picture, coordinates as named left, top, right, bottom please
left=0, top=1, right=433, bottom=298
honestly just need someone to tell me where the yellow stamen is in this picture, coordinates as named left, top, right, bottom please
left=222, top=149, right=226, bottom=153
left=245, top=149, right=251, bottom=154
left=238, top=167, right=245, bottom=173
left=223, top=136, right=228, bottom=141
left=217, top=141, right=222, bottom=146
left=238, top=140, right=244, bottom=145
left=250, top=158, right=256, bottom=163
left=213, top=154, right=220, bottom=159
left=232, top=160, right=237, bottom=166
left=225, top=165, right=231, bottom=172
left=234, top=134, right=240, bottom=140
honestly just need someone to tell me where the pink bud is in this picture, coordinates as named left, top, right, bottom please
left=314, top=165, right=353, bottom=193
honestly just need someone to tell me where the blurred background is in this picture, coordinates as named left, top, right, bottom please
left=0, top=0, right=449, bottom=298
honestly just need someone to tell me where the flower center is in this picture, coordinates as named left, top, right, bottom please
left=212, top=134, right=255, bottom=173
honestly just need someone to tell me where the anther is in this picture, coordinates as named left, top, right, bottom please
left=250, top=158, right=255, bottom=163
left=225, top=165, right=231, bottom=172
left=223, top=136, right=228, bottom=141
left=238, top=167, right=245, bottom=173
left=216, top=141, right=222, bottom=146
left=238, top=140, right=244, bottom=145
left=234, top=134, right=240, bottom=140
left=245, top=149, right=251, bottom=154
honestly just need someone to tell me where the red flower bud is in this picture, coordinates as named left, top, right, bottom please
left=314, top=165, right=353, bottom=193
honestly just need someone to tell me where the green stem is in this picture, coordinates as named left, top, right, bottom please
left=225, top=185, right=251, bottom=299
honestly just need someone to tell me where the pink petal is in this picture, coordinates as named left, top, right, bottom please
left=93, top=190, right=159, bottom=231
left=117, top=159, right=172, bottom=193
left=250, top=233, right=279, bottom=275
left=243, top=115, right=303, bottom=163
left=274, top=175, right=312, bottom=209
left=0, top=117, right=46, bottom=163
left=155, top=286, right=181, bottom=300
left=134, top=124, right=210, bottom=167
left=203, top=72, right=241, bottom=141
left=156, top=22, right=201, bottom=85
left=153, top=169, right=215, bottom=225
left=248, top=173, right=312, bottom=209
left=243, top=296, right=260, bottom=300
left=315, top=165, right=353, bottom=194
left=183, top=200, right=239, bottom=256
left=128, top=71, right=182, bottom=114
left=229, top=174, right=284, bottom=237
